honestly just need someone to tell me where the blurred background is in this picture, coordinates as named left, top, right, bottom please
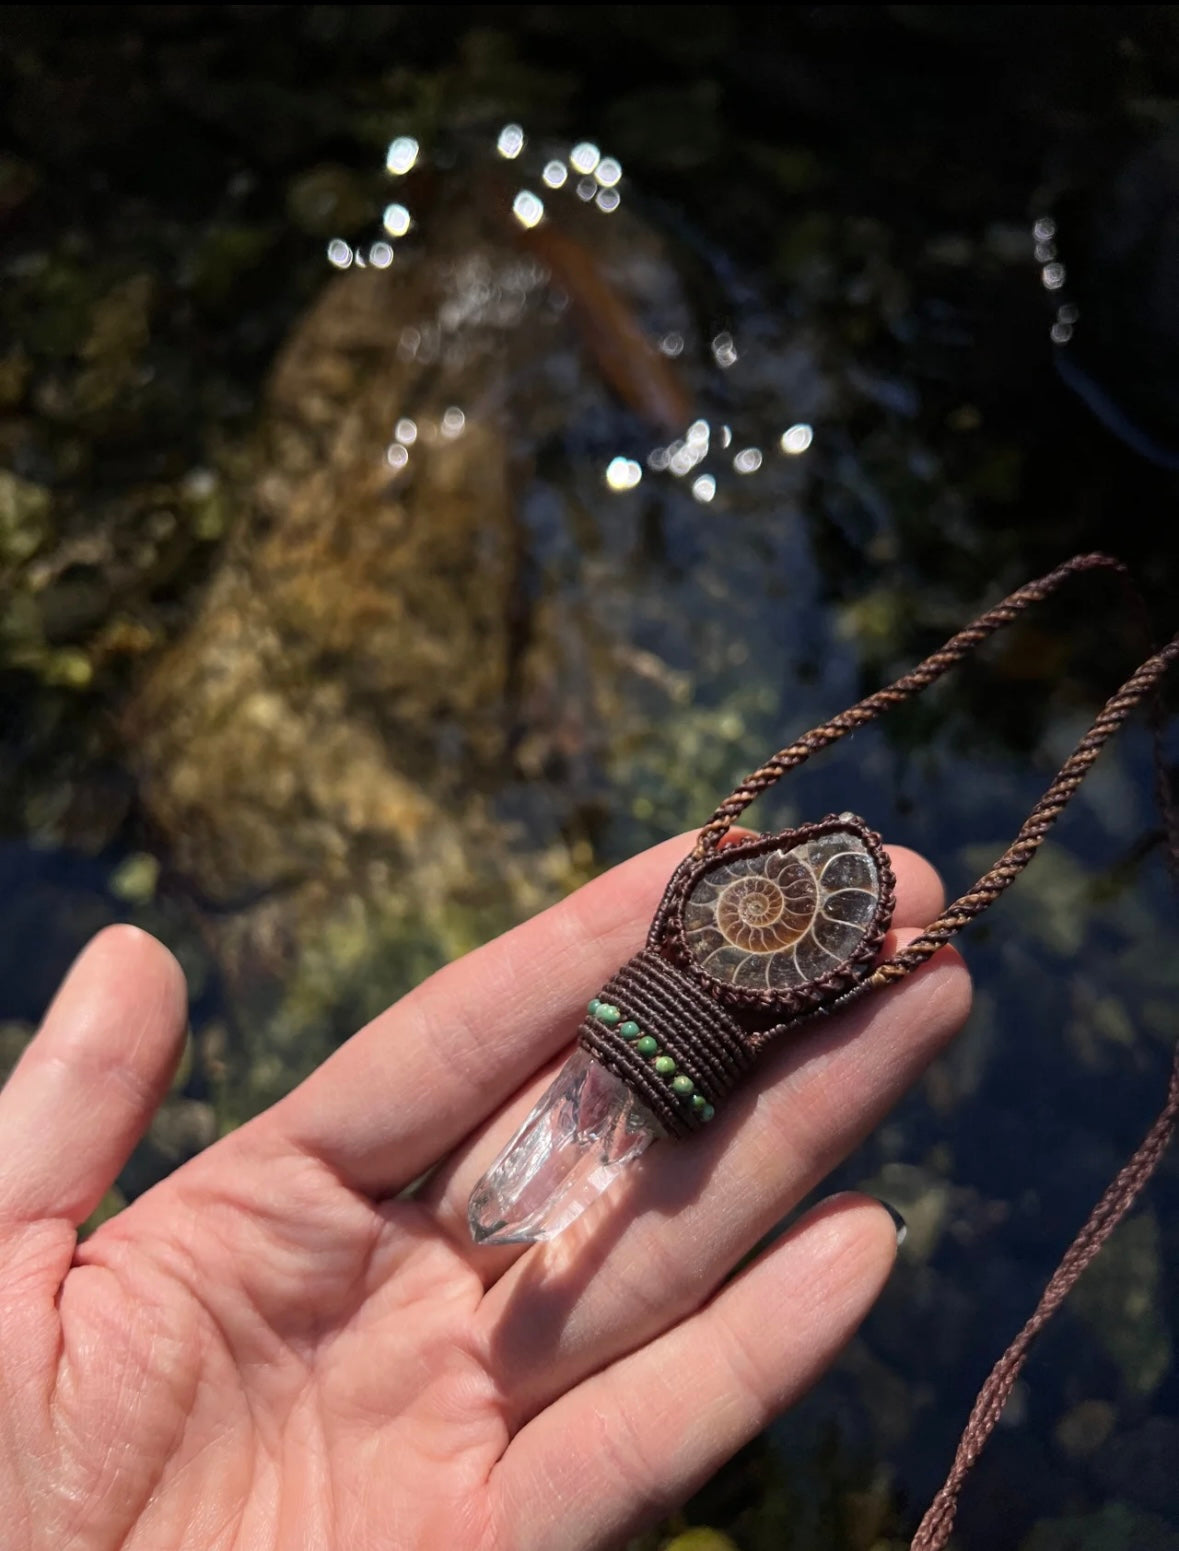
left=2, top=6, right=1178, bottom=1547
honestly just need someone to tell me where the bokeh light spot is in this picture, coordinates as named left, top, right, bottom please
left=570, top=142, right=601, bottom=175
left=386, top=137, right=420, bottom=175
left=605, top=456, right=643, bottom=491
left=712, top=332, right=739, bottom=368
left=780, top=423, right=814, bottom=455
left=512, top=190, right=545, bottom=229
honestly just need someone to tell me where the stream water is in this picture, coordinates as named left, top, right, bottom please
left=2, top=9, right=1178, bottom=1547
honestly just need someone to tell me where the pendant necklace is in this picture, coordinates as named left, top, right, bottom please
left=467, top=551, right=1179, bottom=1548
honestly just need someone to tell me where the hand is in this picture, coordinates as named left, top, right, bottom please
left=0, top=834, right=968, bottom=1551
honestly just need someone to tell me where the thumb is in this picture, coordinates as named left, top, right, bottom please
left=0, top=926, right=188, bottom=1230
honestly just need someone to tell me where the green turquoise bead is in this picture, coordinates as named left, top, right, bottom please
left=699, top=1103, right=716, bottom=1123
left=635, top=1035, right=658, bottom=1056
left=691, top=1093, right=707, bottom=1111
left=672, top=1074, right=695, bottom=1097
left=594, top=1003, right=621, bottom=1027
left=587, top=998, right=601, bottom=1015
left=619, top=1020, right=641, bottom=1040
left=653, top=1055, right=677, bottom=1076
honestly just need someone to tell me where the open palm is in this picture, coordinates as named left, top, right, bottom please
left=0, top=833, right=968, bottom=1551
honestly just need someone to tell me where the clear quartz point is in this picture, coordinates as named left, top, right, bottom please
left=468, top=1048, right=661, bottom=1246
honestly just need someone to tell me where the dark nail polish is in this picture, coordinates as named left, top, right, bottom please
left=878, top=1199, right=908, bottom=1247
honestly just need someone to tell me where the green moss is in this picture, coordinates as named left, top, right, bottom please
left=0, top=471, right=51, bottom=563
left=109, top=852, right=161, bottom=905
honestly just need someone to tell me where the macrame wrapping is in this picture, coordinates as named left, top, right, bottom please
left=579, top=815, right=894, bottom=1135
left=578, top=950, right=755, bottom=1138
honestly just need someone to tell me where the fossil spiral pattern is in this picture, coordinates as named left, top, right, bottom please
left=682, top=830, right=882, bottom=993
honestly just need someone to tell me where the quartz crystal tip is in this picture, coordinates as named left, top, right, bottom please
left=467, top=1198, right=542, bottom=1248
left=466, top=1047, right=660, bottom=1247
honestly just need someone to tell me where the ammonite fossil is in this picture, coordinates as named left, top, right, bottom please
left=680, top=822, right=886, bottom=996
left=659, top=814, right=895, bottom=1018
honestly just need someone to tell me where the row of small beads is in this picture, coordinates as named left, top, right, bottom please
left=587, top=999, right=715, bottom=1122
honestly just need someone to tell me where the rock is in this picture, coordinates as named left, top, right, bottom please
left=1053, top=1399, right=1116, bottom=1461
left=865, top=1161, right=951, bottom=1264
left=126, top=259, right=523, bottom=907
left=74, top=274, right=156, bottom=416
left=148, top=1098, right=218, bottom=1161
left=122, top=168, right=703, bottom=1116
left=37, top=563, right=113, bottom=644
left=0, top=470, right=51, bottom=563
left=108, top=852, right=160, bottom=905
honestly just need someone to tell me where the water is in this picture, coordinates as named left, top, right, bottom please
left=2, top=10, right=1179, bottom=1547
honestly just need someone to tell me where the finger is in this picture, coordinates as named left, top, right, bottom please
left=473, top=933, right=967, bottom=1417
left=886, top=846, right=946, bottom=926
left=492, top=1194, right=898, bottom=1551
left=271, top=834, right=942, bottom=1203
left=0, top=926, right=188, bottom=1229
left=421, top=845, right=945, bottom=1247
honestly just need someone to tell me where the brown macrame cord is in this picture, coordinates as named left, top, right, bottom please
left=693, top=553, right=1179, bottom=1547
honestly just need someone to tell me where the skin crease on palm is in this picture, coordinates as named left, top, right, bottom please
left=0, top=831, right=969, bottom=1551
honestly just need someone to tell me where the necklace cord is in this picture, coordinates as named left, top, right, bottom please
left=690, top=551, right=1177, bottom=1545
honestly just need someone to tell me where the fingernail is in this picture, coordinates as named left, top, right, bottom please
left=878, top=1199, right=908, bottom=1247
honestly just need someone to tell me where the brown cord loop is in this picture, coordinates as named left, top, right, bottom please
left=695, top=552, right=1135, bottom=854
left=688, top=551, right=1179, bottom=1547
left=875, top=635, right=1179, bottom=987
